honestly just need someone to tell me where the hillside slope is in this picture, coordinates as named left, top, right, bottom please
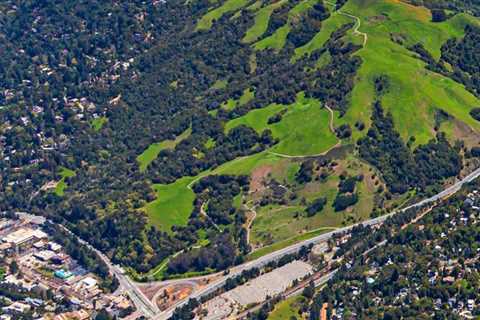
left=0, top=0, right=479, bottom=277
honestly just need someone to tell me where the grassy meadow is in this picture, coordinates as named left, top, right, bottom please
left=54, top=167, right=76, bottom=196
left=145, top=0, right=480, bottom=265
left=226, top=93, right=339, bottom=156
left=137, top=128, right=191, bottom=172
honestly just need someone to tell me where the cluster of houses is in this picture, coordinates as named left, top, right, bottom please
left=0, top=213, right=134, bottom=319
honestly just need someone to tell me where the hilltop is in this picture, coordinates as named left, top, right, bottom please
left=0, top=0, right=479, bottom=278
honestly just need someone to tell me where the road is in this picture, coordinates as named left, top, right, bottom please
left=152, top=166, right=480, bottom=319
left=48, top=220, right=159, bottom=318
left=46, top=164, right=480, bottom=319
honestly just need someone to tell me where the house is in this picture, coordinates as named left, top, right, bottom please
left=2, top=301, right=31, bottom=314
left=2, top=227, right=47, bottom=252
left=54, top=310, right=90, bottom=320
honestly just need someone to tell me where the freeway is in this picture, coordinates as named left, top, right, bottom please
left=153, top=166, right=480, bottom=319
left=44, top=165, right=480, bottom=319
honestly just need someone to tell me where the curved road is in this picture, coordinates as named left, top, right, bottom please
left=153, top=166, right=480, bottom=319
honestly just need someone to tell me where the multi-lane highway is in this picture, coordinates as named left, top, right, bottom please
left=153, top=166, right=480, bottom=319
left=48, top=166, right=480, bottom=319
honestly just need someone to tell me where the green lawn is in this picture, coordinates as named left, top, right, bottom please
left=137, top=128, right=191, bottom=172
left=254, top=0, right=318, bottom=51
left=243, top=0, right=288, bottom=43
left=225, top=93, right=339, bottom=156
left=196, top=0, right=250, bottom=30
left=268, top=296, right=306, bottom=320
left=90, top=117, right=108, bottom=131
left=145, top=176, right=197, bottom=232
left=337, top=0, right=480, bottom=145
left=54, top=167, right=76, bottom=196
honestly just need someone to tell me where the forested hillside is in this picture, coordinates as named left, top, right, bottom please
left=1, top=0, right=480, bottom=276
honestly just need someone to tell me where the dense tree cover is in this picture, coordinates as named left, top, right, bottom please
left=308, top=179, right=480, bottom=319
left=335, top=124, right=352, bottom=139
left=333, top=193, right=358, bottom=212
left=358, top=101, right=462, bottom=194
left=166, top=175, right=250, bottom=274
left=167, top=233, right=237, bottom=274
left=286, top=2, right=330, bottom=47
left=431, top=8, right=448, bottom=22
left=0, top=0, right=362, bottom=275
left=408, top=0, right=480, bottom=17
left=43, top=222, right=119, bottom=292
left=296, top=160, right=315, bottom=184
left=306, top=197, right=327, bottom=216
left=441, top=25, right=480, bottom=97
left=332, top=175, right=361, bottom=211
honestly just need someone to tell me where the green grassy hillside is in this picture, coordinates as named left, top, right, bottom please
left=146, top=0, right=480, bottom=268
left=340, top=0, right=480, bottom=145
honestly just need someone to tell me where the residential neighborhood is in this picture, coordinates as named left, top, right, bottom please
left=0, top=212, right=134, bottom=319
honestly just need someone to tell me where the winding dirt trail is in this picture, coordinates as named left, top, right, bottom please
left=243, top=199, right=257, bottom=246
left=267, top=104, right=340, bottom=159
left=324, top=1, right=368, bottom=47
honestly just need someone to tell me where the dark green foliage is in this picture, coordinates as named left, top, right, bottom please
left=306, top=197, right=327, bottom=216
left=333, top=193, right=358, bottom=211
left=441, top=25, right=480, bottom=96
left=358, top=102, right=462, bottom=194
left=410, top=0, right=480, bottom=17
left=431, top=8, right=448, bottom=22
left=335, top=124, right=352, bottom=139
left=296, top=160, right=315, bottom=184
left=469, top=107, right=480, bottom=121
left=95, top=310, right=114, bottom=320
left=338, top=176, right=357, bottom=193
left=302, top=280, right=315, bottom=299
left=167, top=175, right=250, bottom=274
left=408, top=42, right=447, bottom=73
left=358, top=101, right=418, bottom=194
left=374, top=75, right=390, bottom=96
left=306, top=23, right=362, bottom=115
left=0, top=0, right=361, bottom=275
left=471, top=146, right=480, bottom=157
left=167, top=233, right=237, bottom=274
left=413, top=132, right=463, bottom=188
left=267, top=109, right=287, bottom=124
left=354, top=120, right=365, bottom=131
left=434, top=108, right=452, bottom=130
left=286, top=2, right=330, bottom=47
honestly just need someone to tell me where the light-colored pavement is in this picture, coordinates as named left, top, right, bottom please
left=45, top=163, right=480, bottom=320
left=153, top=166, right=480, bottom=319
left=48, top=220, right=159, bottom=317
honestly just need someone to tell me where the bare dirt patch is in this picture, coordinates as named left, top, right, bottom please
left=157, top=284, right=194, bottom=311
left=250, top=165, right=273, bottom=193
left=452, top=119, right=480, bottom=149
